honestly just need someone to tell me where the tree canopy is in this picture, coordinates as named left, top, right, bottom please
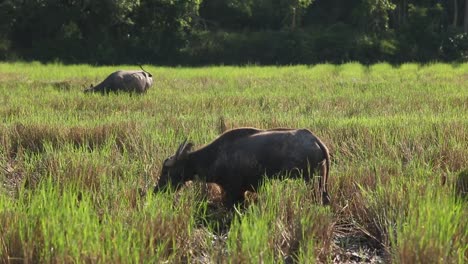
left=1, top=0, right=467, bottom=64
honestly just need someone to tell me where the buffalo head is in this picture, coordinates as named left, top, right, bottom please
left=154, top=139, right=194, bottom=192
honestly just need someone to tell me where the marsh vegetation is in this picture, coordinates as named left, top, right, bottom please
left=0, top=62, right=467, bottom=263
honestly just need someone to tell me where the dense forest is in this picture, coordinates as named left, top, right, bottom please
left=1, top=0, right=467, bottom=65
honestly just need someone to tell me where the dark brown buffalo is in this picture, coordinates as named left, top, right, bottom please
left=84, top=66, right=153, bottom=94
left=154, top=127, right=331, bottom=206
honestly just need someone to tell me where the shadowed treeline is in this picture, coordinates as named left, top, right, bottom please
left=1, top=0, right=468, bottom=64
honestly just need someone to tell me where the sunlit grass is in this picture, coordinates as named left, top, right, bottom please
left=0, top=62, right=467, bottom=262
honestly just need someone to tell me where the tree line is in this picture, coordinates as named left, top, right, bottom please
left=1, top=0, right=467, bottom=65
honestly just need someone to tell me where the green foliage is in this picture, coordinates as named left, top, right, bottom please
left=396, top=3, right=446, bottom=61
left=1, top=0, right=468, bottom=63
left=441, top=31, right=468, bottom=61
left=352, top=0, right=396, bottom=33
left=130, top=0, right=203, bottom=63
left=184, top=25, right=400, bottom=64
left=0, top=0, right=15, bottom=60
left=3, top=0, right=202, bottom=64
left=202, top=0, right=314, bottom=30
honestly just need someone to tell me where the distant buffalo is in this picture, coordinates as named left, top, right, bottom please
left=154, top=127, right=331, bottom=206
left=84, top=66, right=153, bottom=94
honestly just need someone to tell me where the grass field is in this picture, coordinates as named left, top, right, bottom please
left=0, top=62, right=467, bottom=263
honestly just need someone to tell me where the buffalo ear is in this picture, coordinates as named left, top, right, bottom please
left=182, top=142, right=193, bottom=155
left=175, top=139, right=188, bottom=157
left=177, top=141, right=193, bottom=160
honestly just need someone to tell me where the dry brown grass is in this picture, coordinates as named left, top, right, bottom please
left=3, top=121, right=141, bottom=155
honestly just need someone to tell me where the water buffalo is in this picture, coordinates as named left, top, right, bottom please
left=84, top=66, right=153, bottom=94
left=154, top=127, right=331, bottom=206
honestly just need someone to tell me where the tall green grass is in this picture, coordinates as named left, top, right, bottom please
left=227, top=180, right=333, bottom=263
left=0, top=62, right=467, bottom=262
left=0, top=178, right=208, bottom=262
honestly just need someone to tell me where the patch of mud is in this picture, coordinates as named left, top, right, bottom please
left=193, top=228, right=387, bottom=264
left=332, top=225, right=386, bottom=264
left=188, top=229, right=228, bottom=264
left=1, top=160, right=24, bottom=197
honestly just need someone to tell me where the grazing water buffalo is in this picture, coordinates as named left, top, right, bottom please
left=154, top=128, right=331, bottom=206
left=84, top=66, right=153, bottom=94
